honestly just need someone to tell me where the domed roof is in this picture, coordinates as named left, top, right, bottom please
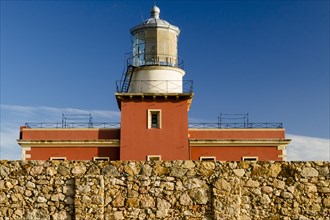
left=130, top=5, right=180, bottom=34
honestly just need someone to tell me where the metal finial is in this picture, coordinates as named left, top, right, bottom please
left=151, top=5, right=160, bottom=19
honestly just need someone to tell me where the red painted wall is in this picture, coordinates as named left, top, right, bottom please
left=21, top=128, right=120, bottom=140
left=120, top=100, right=189, bottom=160
left=27, top=147, right=120, bottom=160
left=189, top=129, right=286, bottom=140
left=190, top=146, right=281, bottom=161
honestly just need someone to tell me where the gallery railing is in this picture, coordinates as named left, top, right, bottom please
left=25, top=122, right=282, bottom=129
left=188, top=122, right=283, bottom=129
left=127, top=53, right=184, bottom=69
left=25, top=122, right=121, bottom=129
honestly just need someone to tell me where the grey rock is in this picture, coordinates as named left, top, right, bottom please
left=170, top=166, right=188, bottom=178
left=141, top=164, right=153, bottom=176
left=71, top=164, right=87, bottom=176
left=30, top=166, right=44, bottom=176
left=301, top=167, right=318, bottom=177
left=189, top=188, right=208, bottom=205
left=182, top=160, right=195, bottom=169
left=245, top=179, right=260, bottom=188
left=179, top=193, right=193, bottom=206
left=102, top=165, right=120, bottom=177
left=24, top=209, right=50, bottom=220
left=260, top=194, right=271, bottom=204
left=233, top=169, right=245, bottom=177
left=184, top=178, right=204, bottom=189
left=114, top=211, right=124, bottom=220
left=57, top=165, right=70, bottom=176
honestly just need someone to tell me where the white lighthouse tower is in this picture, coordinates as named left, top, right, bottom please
left=118, top=5, right=186, bottom=93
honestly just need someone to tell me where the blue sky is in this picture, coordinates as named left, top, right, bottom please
left=1, top=0, right=329, bottom=160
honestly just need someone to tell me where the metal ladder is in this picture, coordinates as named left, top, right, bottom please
left=121, top=65, right=134, bottom=93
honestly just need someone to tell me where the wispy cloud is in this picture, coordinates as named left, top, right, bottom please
left=286, top=134, right=330, bottom=161
left=1, top=104, right=329, bottom=161
left=0, top=104, right=120, bottom=160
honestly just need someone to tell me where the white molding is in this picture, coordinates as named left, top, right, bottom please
left=242, top=156, right=258, bottom=161
left=21, top=146, right=31, bottom=161
left=147, top=109, right=162, bottom=129
left=200, top=156, right=216, bottom=161
left=93, top=157, right=110, bottom=161
left=277, top=145, right=287, bottom=161
left=147, top=155, right=161, bottom=161
left=50, top=157, right=66, bottom=161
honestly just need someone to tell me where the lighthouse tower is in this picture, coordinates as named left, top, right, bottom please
left=116, top=5, right=193, bottom=160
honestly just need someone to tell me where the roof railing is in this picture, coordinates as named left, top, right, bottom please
left=24, top=122, right=282, bottom=129
left=188, top=122, right=283, bottom=129
left=25, top=122, right=121, bottom=129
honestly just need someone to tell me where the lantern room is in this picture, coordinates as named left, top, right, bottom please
left=130, top=5, right=180, bottom=67
left=117, top=5, right=187, bottom=94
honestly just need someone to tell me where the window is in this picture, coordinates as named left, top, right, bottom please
left=242, top=157, right=258, bottom=162
left=93, top=157, right=110, bottom=161
left=200, top=156, right=216, bottom=161
left=151, top=113, right=158, bottom=128
left=147, top=109, right=161, bottom=129
left=147, top=155, right=161, bottom=161
left=50, top=157, right=66, bottom=161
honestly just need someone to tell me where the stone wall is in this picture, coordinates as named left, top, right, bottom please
left=0, top=161, right=329, bottom=219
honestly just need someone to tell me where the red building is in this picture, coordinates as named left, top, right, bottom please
left=17, top=5, right=290, bottom=161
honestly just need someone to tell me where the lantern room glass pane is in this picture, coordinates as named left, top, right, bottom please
left=132, top=31, right=145, bottom=66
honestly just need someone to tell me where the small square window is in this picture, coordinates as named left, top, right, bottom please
left=93, top=157, right=110, bottom=161
left=200, top=156, right=216, bottom=161
left=50, top=157, right=66, bottom=161
left=242, top=157, right=258, bottom=161
left=147, top=155, right=161, bottom=161
left=147, top=109, right=161, bottom=129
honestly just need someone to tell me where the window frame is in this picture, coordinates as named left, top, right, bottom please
left=242, top=156, right=258, bottom=162
left=50, top=157, right=66, bottom=161
left=147, top=109, right=162, bottom=129
left=147, top=155, right=162, bottom=161
left=200, top=156, right=216, bottom=161
left=93, top=157, right=110, bottom=161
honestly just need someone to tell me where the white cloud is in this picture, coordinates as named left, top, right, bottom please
left=0, top=104, right=120, bottom=160
left=286, top=134, right=330, bottom=161
left=1, top=104, right=329, bottom=161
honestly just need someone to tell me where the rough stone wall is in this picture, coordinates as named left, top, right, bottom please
left=0, top=160, right=329, bottom=220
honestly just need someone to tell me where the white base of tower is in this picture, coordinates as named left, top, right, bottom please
left=129, top=66, right=185, bottom=93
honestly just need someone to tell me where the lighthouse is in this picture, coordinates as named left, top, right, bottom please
left=116, top=5, right=193, bottom=160
left=119, top=5, right=186, bottom=93
left=17, top=4, right=290, bottom=162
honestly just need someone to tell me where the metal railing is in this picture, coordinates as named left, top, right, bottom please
left=188, top=122, right=283, bottom=129
left=127, top=53, right=184, bottom=69
left=25, top=122, right=282, bottom=129
left=25, top=122, right=121, bottom=129
left=116, top=80, right=193, bottom=93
